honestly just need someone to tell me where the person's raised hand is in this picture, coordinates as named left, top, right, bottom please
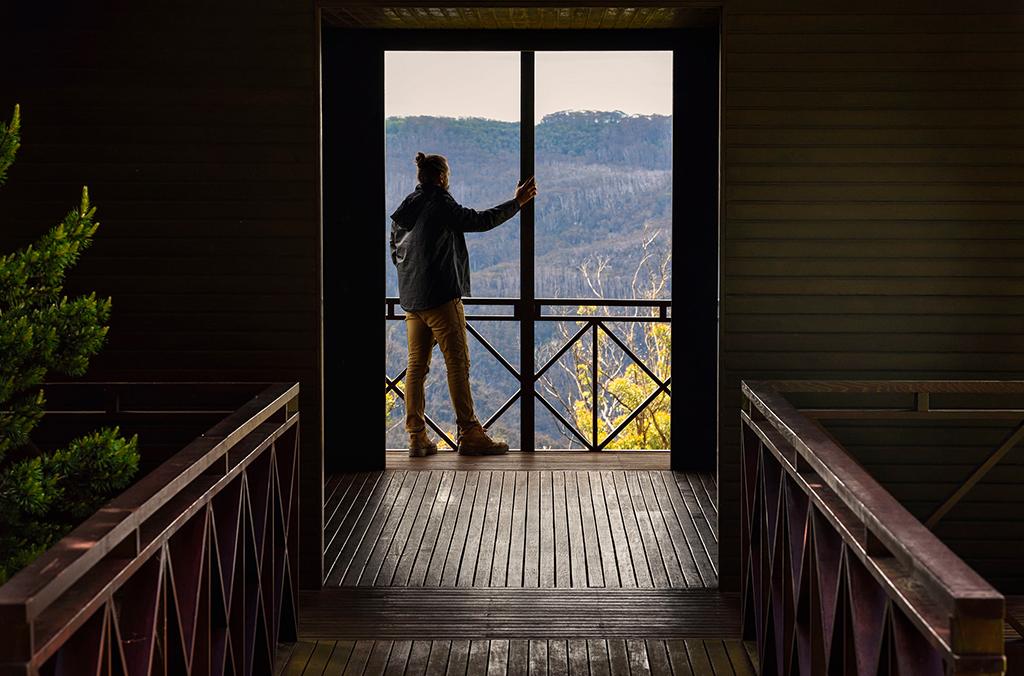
left=515, top=176, right=537, bottom=207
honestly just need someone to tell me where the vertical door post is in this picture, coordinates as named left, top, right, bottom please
left=520, top=50, right=536, bottom=452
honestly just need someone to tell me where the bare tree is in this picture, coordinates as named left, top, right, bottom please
left=537, top=222, right=671, bottom=449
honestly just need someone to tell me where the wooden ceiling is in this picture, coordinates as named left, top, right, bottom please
left=320, top=5, right=719, bottom=29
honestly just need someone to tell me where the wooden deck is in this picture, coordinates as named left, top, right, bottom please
left=278, top=639, right=756, bottom=675
left=324, top=469, right=717, bottom=588
left=383, top=451, right=672, bottom=471
left=278, top=463, right=748, bottom=675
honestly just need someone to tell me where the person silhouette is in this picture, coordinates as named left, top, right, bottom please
left=389, top=152, right=537, bottom=456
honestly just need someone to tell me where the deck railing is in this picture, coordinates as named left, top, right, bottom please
left=741, top=380, right=1006, bottom=675
left=385, top=296, right=671, bottom=451
left=0, top=382, right=300, bottom=676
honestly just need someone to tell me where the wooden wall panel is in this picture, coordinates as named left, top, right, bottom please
left=0, top=2, right=323, bottom=589
left=4, top=0, right=1024, bottom=597
left=718, top=2, right=1024, bottom=591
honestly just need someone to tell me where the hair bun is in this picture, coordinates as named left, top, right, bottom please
left=414, top=151, right=426, bottom=165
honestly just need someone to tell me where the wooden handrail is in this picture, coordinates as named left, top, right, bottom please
left=741, top=380, right=1005, bottom=675
left=748, top=379, right=1024, bottom=395
left=0, top=381, right=300, bottom=673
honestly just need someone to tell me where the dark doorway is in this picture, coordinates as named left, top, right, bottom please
left=322, top=25, right=719, bottom=473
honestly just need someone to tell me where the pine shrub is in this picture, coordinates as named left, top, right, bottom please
left=0, top=105, right=139, bottom=584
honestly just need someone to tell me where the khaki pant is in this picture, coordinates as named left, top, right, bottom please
left=404, top=297, right=483, bottom=438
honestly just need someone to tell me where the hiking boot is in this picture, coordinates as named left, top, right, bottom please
left=457, top=425, right=509, bottom=456
left=408, top=430, right=438, bottom=457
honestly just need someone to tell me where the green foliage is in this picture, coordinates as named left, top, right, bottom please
left=386, top=388, right=397, bottom=426
left=0, top=103, right=20, bottom=186
left=568, top=310, right=671, bottom=451
left=0, top=105, right=139, bottom=584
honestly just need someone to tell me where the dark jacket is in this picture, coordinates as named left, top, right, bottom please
left=389, top=182, right=520, bottom=312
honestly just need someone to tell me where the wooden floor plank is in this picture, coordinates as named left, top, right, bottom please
left=336, top=472, right=411, bottom=586
left=396, top=471, right=455, bottom=587
left=474, top=471, right=504, bottom=587
left=406, top=640, right=433, bottom=676
left=631, top=472, right=686, bottom=588
left=529, top=639, right=549, bottom=676
left=467, top=640, right=490, bottom=675
left=683, top=640, right=713, bottom=676
left=698, top=474, right=718, bottom=515
left=490, top=471, right=515, bottom=587
left=276, top=640, right=755, bottom=676
left=326, top=472, right=399, bottom=586
left=644, top=471, right=703, bottom=588
left=355, top=472, right=421, bottom=586
left=324, top=470, right=717, bottom=590
left=645, top=639, right=674, bottom=676
left=405, top=469, right=458, bottom=585
left=383, top=639, right=412, bottom=676
left=280, top=640, right=315, bottom=676
left=421, top=473, right=469, bottom=587
left=539, top=471, right=556, bottom=588
left=583, top=472, right=620, bottom=587
left=672, top=475, right=718, bottom=578
left=685, top=474, right=719, bottom=540
left=606, top=638, right=630, bottom=676
left=626, top=639, right=652, bottom=676
left=548, top=640, right=568, bottom=676
left=446, top=640, right=471, bottom=676
left=567, top=640, right=589, bottom=676
left=524, top=471, right=542, bottom=588
left=385, top=451, right=671, bottom=471
left=664, top=641, right=693, bottom=676
left=656, top=472, right=716, bottom=586
left=456, top=470, right=493, bottom=587
left=611, top=471, right=660, bottom=588
left=342, top=640, right=374, bottom=676
left=587, top=639, right=612, bottom=676
left=703, top=640, right=735, bottom=676
left=425, top=640, right=451, bottom=676
left=487, top=639, right=509, bottom=676
left=375, top=471, right=437, bottom=586
left=303, top=640, right=335, bottom=675
left=440, top=472, right=482, bottom=586
left=508, top=639, right=529, bottom=675
left=725, top=641, right=756, bottom=676
left=363, top=641, right=394, bottom=676
left=325, top=640, right=356, bottom=674
left=567, top=471, right=600, bottom=587
left=594, top=472, right=636, bottom=588
left=325, top=474, right=368, bottom=545
left=551, top=472, right=572, bottom=588
left=507, top=472, right=529, bottom=587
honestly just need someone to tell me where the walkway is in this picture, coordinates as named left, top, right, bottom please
left=278, top=452, right=753, bottom=675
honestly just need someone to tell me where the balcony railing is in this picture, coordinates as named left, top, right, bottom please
left=385, top=296, right=671, bottom=451
left=741, top=380, right=1006, bottom=675
left=0, top=382, right=300, bottom=676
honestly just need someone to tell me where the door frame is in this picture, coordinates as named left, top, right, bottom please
left=320, top=23, right=720, bottom=473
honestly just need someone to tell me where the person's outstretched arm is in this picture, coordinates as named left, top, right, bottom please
left=439, top=191, right=519, bottom=234
left=440, top=176, right=537, bottom=234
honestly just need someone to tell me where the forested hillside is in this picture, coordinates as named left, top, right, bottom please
left=384, top=110, right=672, bottom=449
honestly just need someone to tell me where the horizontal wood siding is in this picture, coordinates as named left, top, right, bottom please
left=719, top=1, right=1024, bottom=590
left=6, top=0, right=1024, bottom=596
left=0, top=3, right=322, bottom=587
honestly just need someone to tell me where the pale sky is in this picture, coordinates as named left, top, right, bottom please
left=385, top=51, right=672, bottom=124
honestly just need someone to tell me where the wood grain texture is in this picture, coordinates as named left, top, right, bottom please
left=716, top=3, right=1024, bottom=593
left=0, top=1, right=323, bottom=590
left=279, top=639, right=754, bottom=675
left=385, top=451, right=671, bottom=470
left=324, top=470, right=717, bottom=589
left=298, top=588, right=742, bottom=639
